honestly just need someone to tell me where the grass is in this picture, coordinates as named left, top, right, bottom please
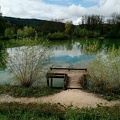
left=0, top=84, right=119, bottom=100
left=83, top=87, right=120, bottom=101
left=0, top=103, right=65, bottom=120
left=0, top=85, right=62, bottom=97
left=0, top=102, right=120, bottom=120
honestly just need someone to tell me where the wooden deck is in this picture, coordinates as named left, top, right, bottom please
left=46, top=68, right=87, bottom=89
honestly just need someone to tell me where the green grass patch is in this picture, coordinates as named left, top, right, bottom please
left=0, top=102, right=120, bottom=120
left=0, top=85, right=62, bottom=97
left=0, top=103, right=65, bottom=120
left=83, top=87, right=120, bottom=101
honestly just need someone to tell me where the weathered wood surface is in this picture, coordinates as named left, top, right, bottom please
left=50, top=67, right=87, bottom=72
left=53, top=70, right=86, bottom=89
left=47, top=68, right=87, bottom=89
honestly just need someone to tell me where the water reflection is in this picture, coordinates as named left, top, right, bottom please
left=0, top=39, right=120, bottom=84
left=50, top=41, right=95, bottom=68
left=49, top=39, right=120, bottom=67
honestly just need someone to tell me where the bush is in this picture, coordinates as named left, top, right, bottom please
left=0, top=36, right=10, bottom=40
left=4, top=28, right=14, bottom=39
left=7, top=39, right=52, bottom=87
left=17, top=26, right=36, bottom=38
left=47, top=32, right=70, bottom=40
left=87, top=46, right=120, bottom=92
left=73, top=27, right=100, bottom=38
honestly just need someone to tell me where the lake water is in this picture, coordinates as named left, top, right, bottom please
left=0, top=39, right=120, bottom=85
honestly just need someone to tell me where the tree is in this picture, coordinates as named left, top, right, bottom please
left=0, top=17, right=6, bottom=35
left=79, top=28, right=88, bottom=37
left=17, top=26, right=36, bottom=38
left=5, top=28, right=14, bottom=38
left=81, top=15, right=103, bottom=31
left=7, top=39, right=52, bottom=87
left=23, top=26, right=36, bottom=37
left=73, top=26, right=81, bottom=37
left=17, top=29, right=24, bottom=38
left=65, top=21, right=73, bottom=34
left=106, top=13, right=120, bottom=38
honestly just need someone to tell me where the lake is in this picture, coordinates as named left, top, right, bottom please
left=0, top=38, right=120, bottom=85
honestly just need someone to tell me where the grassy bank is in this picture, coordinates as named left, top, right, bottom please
left=0, top=102, right=120, bottom=120
left=83, top=87, right=120, bottom=101
left=0, top=84, right=119, bottom=100
left=0, top=85, right=61, bottom=97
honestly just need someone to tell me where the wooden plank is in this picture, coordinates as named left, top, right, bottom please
left=66, top=72, right=85, bottom=89
left=50, top=67, right=87, bottom=71
left=46, top=67, right=87, bottom=89
left=47, top=76, right=65, bottom=78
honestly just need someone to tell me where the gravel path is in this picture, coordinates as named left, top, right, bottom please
left=0, top=89, right=119, bottom=108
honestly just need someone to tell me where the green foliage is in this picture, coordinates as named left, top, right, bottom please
left=23, top=26, right=36, bottom=37
left=87, top=46, right=120, bottom=93
left=0, top=103, right=64, bottom=120
left=6, top=38, right=41, bottom=47
left=0, top=42, right=7, bottom=70
left=73, top=27, right=100, bottom=38
left=0, top=85, right=61, bottom=97
left=0, top=17, right=6, bottom=35
left=4, top=28, right=14, bottom=39
left=4, top=16, right=65, bottom=35
left=65, top=21, right=73, bottom=34
left=2, top=13, right=120, bottom=39
left=93, top=31, right=100, bottom=38
left=0, top=102, right=120, bottom=120
left=47, top=32, right=69, bottom=40
left=73, top=26, right=81, bottom=37
left=7, top=38, right=52, bottom=87
left=17, top=29, right=24, bottom=38
left=84, top=40, right=100, bottom=54
left=65, top=105, right=120, bottom=120
left=79, top=28, right=89, bottom=37
left=17, top=26, right=36, bottom=38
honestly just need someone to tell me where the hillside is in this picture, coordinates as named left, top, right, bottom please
left=3, top=16, right=65, bottom=33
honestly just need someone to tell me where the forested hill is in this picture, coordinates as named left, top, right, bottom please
left=1, top=14, right=120, bottom=38
left=3, top=16, right=65, bottom=33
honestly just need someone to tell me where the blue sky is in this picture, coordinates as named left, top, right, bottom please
left=1, top=0, right=120, bottom=25
left=44, top=0, right=97, bottom=7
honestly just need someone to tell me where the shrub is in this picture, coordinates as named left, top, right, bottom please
left=7, top=39, right=52, bottom=87
left=17, top=26, right=36, bottom=38
left=4, top=28, right=14, bottom=39
left=87, top=46, right=120, bottom=92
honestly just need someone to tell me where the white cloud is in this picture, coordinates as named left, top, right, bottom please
left=1, top=0, right=120, bottom=25
left=53, top=44, right=82, bottom=58
left=99, top=0, right=106, bottom=6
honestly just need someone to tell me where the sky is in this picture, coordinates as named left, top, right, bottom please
left=0, top=0, right=120, bottom=25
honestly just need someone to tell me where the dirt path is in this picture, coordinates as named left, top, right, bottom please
left=0, top=89, right=119, bottom=108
